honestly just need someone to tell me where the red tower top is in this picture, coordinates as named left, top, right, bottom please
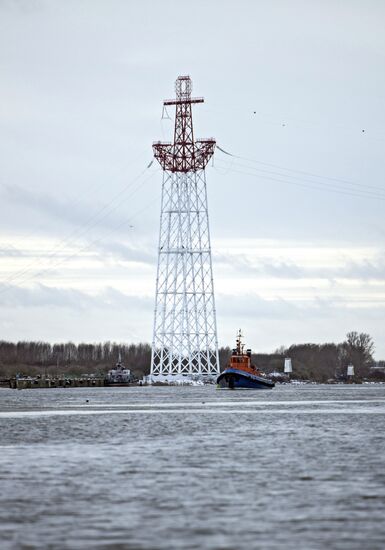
left=153, top=75, right=216, bottom=173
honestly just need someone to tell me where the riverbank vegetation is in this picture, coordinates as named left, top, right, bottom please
left=0, top=332, right=383, bottom=383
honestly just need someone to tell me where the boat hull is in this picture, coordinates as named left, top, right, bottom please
left=217, top=368, right=275, bottom=390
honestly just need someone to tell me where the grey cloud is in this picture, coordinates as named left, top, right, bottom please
left=341, top=257, right=385, bottom=280
left=0, top=283, right=90, bottom=310
left=217, top=293, right=298, bottom=320
left=216, top=293, right=382, bottom=322
left=0, top=283, right=152, bottom=311
left=214, top=252, right=304, bottom=279
left=214, top=252, right=385, bottom=282
left=1, top=282, right=366, bottom=323
left=1, top=183, right=129, bottom=234
left=100, top=287, right=153, bottom=311
left=94, top=240, right=156, bottom=265
left=0, top=246, right=23, bottom=257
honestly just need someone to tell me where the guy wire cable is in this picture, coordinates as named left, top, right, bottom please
left=0, top=147, right=149, bottom=247
left=0, top=191, right=162, bottom=294
left=1, top=162, right=159, bottom=288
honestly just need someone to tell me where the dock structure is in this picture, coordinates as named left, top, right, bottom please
left=9, top=377, right=105, bottom=390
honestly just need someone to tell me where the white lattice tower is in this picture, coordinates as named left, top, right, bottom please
left=150, top=76, right=219, bottom=381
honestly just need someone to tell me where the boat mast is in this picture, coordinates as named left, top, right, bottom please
left=236, top=329, right=244, bottom=355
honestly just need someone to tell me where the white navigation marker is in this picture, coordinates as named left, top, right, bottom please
left=284, top=358, right=293, bottom=375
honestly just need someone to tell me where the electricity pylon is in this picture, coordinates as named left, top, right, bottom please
left=150, top=75, right=219, bottom=382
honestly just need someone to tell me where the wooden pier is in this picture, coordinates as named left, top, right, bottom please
left=8, top=377, right=106, bottom=390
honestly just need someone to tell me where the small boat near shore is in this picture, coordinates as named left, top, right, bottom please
left=217, top=330, right=275, bottom=390
left=105, top=354, right=133, bottom=387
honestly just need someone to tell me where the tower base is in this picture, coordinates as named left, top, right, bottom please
left=145, top=373, right=216, bottom=385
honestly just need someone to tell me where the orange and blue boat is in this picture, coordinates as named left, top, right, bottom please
left=217, top=330, right=275, bottom=390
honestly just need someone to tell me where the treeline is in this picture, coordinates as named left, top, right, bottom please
left=255, top=331, right=377, bottom=382
left=0, top=331, right=381, bottom=382
left=0, top=341, right=151, bottom=379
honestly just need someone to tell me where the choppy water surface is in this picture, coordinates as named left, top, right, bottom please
left=1, top=384, right=384, bottom=550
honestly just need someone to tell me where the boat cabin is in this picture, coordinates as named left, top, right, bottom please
left=229, top=330, right=260, bottom=375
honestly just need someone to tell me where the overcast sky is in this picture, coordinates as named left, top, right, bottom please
left=1, top=0, right=384, bottom=358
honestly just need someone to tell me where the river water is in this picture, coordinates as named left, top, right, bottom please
left=0, top=384, right=384, bottom=550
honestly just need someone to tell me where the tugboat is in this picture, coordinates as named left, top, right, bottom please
left=105, top=353, right=133, bottom=386
left=217, top=330, right=275, bottom=390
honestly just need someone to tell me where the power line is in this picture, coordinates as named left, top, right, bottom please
left=1, top=165, right=159, bottom=288
left=0, top=187, right=161, bottom=294
left=0, top=148, right=149, bottom=245
left=214, top=159, right=385, bottom=202
left=216, top=147, right=385, bottom=199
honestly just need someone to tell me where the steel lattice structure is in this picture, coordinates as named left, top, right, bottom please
left=150, top=76, right=219, bottom=381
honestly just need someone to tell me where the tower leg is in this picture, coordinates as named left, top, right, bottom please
left=150, top=170, right=219, bottom=382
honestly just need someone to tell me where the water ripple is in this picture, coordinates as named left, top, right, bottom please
left=0, top=384, right=384, bottom=550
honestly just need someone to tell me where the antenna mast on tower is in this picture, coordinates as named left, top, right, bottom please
left=150, top=75, right=219, bottom=381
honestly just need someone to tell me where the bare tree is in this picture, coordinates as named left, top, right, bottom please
left=342, top=331, right=374, bottom=377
